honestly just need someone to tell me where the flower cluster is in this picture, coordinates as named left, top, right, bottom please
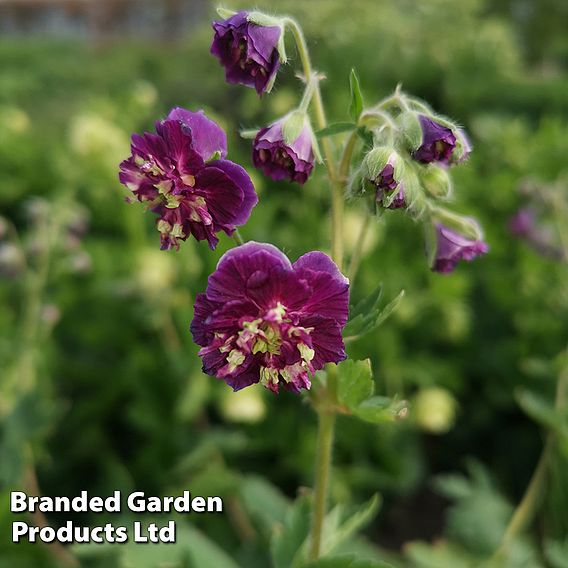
left=191, top=242, right=349, bottom=393
left=119, top=107, right=257, bottom=250
left=350, top=99, right=486, bottom=273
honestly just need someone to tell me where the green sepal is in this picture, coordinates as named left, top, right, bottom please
left=216, top=7, right=237, bottom=19
left=246, top=12, right=287, bottom=63
left=240, top=128, right=260, bottom=140
left=399, top=163, right=426, bottom=218
left=431, top=207, right=484, bottom=240
left=282, top=110, right=307, bottom=145
left=399, top=110, right=422, bottom=151
left=421, top=164, right=453, bottom=200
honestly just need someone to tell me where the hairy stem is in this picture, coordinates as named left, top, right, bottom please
left=232, top=228, right=245, bottom=246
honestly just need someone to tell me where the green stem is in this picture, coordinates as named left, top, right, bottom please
left=232, top=228, right=245, bottom=246
left=309, top=400, right=336, bottom=560
left=347, top=211, right=372, bottom=283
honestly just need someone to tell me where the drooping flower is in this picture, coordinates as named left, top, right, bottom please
left=252, top=118, right=315, bottom=184
left=413, top=115, right=457, bottom=165
left=211, top=11, right=283, bottom=95
left=432, top=223, right=489, bottom=273
left=119, top=107, right=257, bottom=250
left=191, top=242, right=349, bottom=393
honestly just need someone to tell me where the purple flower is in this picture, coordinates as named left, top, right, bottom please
left=191, top=242, right=349, bottom=393
left=211, top=12, right=282, bottom=95
left=414, top=115, right=457, bottom=165
left=252, top=119, right=315, bottom=184
left=508, top=207, right=535, bottom=237
left=372, top=163, right=406, bottom=209
left=119, top=108, right=257, bottom=250
left=432, top=224, right=489, bottom=273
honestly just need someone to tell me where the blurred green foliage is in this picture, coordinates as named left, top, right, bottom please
left=1, top=0, right=567, bottom=566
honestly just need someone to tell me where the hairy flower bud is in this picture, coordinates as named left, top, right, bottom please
left=363, top=148, right=406, bottom=209
left=211, top=11, right=285, bottom=95
left=252, top=112, right=316, bottom=184
left=421, top=165, right=453, bottom=200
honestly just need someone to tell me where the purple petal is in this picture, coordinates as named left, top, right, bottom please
left=166, top=107, right=227, bottom=161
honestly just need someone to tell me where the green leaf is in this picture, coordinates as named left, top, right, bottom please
left=354, top=396, right=408, bottom=424
left=337, top=359, right=374, bottom=410
left=239, top=475, right=289, bottom=530
left=316, top=122, right=357, bottom=139
left=344, top=288, right=405, bottom=341
left=320, top=495, right=381, bottom=557
left=545, top=539, right=568, bottom=568
left=515, top=388, right=568, bottom=439
left=305, top=554, right=393, bottom=568
left=271, top=495, right=312, bottom=568
left=349, top=69, right=364, bottom=122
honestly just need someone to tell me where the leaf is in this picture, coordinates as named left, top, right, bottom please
left=344, top=287, right=405, bottom=341
left=349, top=69, right=364, bottom=122
left=239, top=475, right=289, bottom=530
left=305, top=554, right=393, bottom=567
left=320, top=495, right=381, bottom=557
left=337, top=359, right=374, bottom=411
left=545, top=539, right=568, bottom=568
left=271, top=495, right=312, bottom=568
left=315, top=122, right=357, bottom=139
left=354, top=397, right=408, bottom=424
left=515, top=388, right=568, bottom=439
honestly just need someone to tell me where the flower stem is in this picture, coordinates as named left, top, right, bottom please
left=232, top=228, right=245, bottom=246
left=286, top=18, right=350, bottom=561
left=309, top=387, right=337, bottom=560
left=348, top=211, right=372, bottom=283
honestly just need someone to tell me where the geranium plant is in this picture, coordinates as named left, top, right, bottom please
left=119, top=7, right=488, bottom=565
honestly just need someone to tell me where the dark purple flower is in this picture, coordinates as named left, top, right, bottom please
left=414, top=115, right=457, bottom=165
left=119, top=108, right=257, bottom=250
left=372, top=163, right=406, bottom=210
left=191, top=242, right=349, bottom=393
left=252, top=119, right=315, bottom=184
left=508, top=207, right=535, bottom=237
left=432, top=223, right=489, bottom=273
left=211, top=11, right=282, bottom=95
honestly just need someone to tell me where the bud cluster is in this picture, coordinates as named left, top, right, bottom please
left=349, top=92, right=487, bottom=273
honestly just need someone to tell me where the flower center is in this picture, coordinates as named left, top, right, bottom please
left=209, top=302, right=315, bottom=391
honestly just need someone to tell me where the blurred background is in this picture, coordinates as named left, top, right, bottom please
left=1, top=0, right=567, bottom=566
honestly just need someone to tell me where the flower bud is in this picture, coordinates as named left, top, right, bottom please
left=211, top=11, right=286, bottom=95
left=362, top=148, right=406, bottom=210
left=420, top=165, right=453, bottom=200
left=252, top=112, right=316, bottom=184
left=451, top=129, right=472, bottom=164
